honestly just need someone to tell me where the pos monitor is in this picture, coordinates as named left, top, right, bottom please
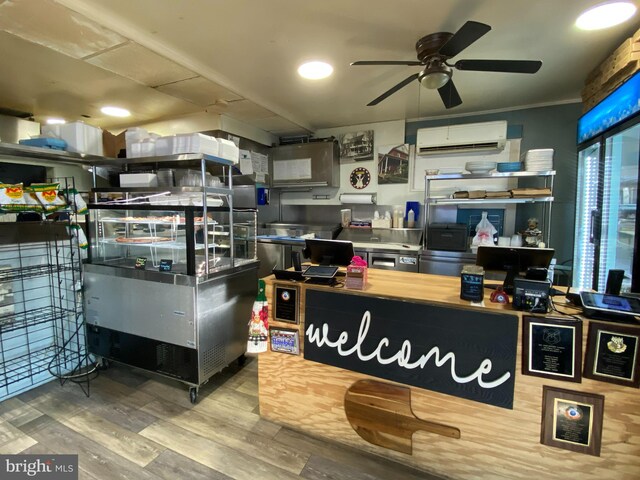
left=303, top=239, right=355, bottom=266
left=476, top=245, right=555, bottom=293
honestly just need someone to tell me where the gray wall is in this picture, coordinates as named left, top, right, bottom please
left=405, top=102, right=582, bottom=263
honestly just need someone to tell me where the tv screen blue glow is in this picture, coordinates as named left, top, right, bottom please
left=578, top=71, right=640, bottom=144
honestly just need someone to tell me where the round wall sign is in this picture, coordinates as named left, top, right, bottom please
left=350, top=167, right=371, bottom=189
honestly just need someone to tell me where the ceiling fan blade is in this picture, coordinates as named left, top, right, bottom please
left=367, top=73, right=420, bottom=106
left=438, top=21, right=491, bottom=58
left=351, top=60, right=423, bottom=66
left=454, top=59, right=542, bottom=73
left=438, top=80, right=462, bottom=109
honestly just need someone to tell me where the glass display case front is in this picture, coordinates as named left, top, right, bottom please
left=88, top=202, right=256, bottom=277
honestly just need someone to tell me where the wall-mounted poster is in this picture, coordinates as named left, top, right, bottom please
left=378, top=144, right=409, bottom=184
left=339, top=130, right=374, bottom=161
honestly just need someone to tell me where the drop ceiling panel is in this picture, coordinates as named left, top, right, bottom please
left=86, top=42, right=197, bottom=87
left=249, top=115, right=307, bottom=135
left=0, top=0, right=125, bottom=59
left=0, top=31, right=199, bottom=129
left=155, top=76, right=243, bottom=107
left=207, top=99, right=276, bottom=121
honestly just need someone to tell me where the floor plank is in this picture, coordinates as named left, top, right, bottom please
left=139, top=419, right=301, bottom=480
left=0, top=420, right=36, bottom=454
left=61, top=410, right=164, bottom=467
left=145, top=449, right=233, bottom=480
left=141, top=398, right=309, bottom=474
left=0, top=397, right=44, bottom=427
left=28, top=420, right=158, bottom=480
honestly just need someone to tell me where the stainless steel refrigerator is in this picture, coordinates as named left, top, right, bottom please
left=574, top=73, right=640, bottom=293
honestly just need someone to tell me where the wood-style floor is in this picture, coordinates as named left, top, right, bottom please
left=0, top=357, right=443, bottom=480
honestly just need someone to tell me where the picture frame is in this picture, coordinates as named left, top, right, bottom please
left=273, top=285, right=300, bottom=324
left=522, top=315, right=582, bottom=382
left=269, top=327, right=300, bottom=355
left=540, top=386, right=604, bottom=456
left=583, top=321, right=640, bottom=387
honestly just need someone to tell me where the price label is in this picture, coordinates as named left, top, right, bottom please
left=134, top=257, right=147, bottom=270
left=159, top=259, right=173, bottom=272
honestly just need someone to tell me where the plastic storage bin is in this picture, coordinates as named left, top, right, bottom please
left=42, top=122, right=103, bottom=155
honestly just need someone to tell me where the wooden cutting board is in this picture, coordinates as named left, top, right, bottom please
left=344, top=379, right=461, bottom=454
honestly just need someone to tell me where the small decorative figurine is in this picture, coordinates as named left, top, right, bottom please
left=522, top=217, right=543, bottom=247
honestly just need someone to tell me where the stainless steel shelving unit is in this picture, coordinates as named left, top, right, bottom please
left=423, top=170, right=556, bottom=248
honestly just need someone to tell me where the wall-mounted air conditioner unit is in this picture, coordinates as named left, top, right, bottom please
left=416, top=121, right=507, bottom=156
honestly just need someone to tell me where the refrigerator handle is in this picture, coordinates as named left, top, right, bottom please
left=589, top=209, right=599, bottom=243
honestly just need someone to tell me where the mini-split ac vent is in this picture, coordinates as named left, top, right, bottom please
left=418, top=141, right=503, bottom=155
left=416, top=121, right=507, bottom=156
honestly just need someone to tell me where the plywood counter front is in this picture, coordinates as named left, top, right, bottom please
left=258, top=270, right=640, bottom=480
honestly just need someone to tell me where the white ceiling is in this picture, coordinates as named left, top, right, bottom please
left=0, top=0, right=638, bottom=137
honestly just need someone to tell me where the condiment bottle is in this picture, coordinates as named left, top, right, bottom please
left=407, top=209, right=415, bottom=228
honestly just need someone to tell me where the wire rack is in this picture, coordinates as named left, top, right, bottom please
left=0, top=179, right=96, bottom=400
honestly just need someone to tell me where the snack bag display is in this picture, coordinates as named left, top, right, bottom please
left=63, top=188, right=88, bottom=215
left=0, top=183, right=26, bottom=211
left=30, top=183, right=67, bottom=212
left=22, top=188, right=44, bottom=213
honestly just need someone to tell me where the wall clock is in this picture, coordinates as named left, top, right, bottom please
left=350, top=167, right=371, bottom=189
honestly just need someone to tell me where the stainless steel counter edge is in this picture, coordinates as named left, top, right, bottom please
left=84, top=260, right=259, bottom=286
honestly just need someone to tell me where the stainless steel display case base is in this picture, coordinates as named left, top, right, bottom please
left=84, top=261, right=258, bottom=402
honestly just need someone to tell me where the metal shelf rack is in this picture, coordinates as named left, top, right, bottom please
left=0, top=183, right=95, bottom=400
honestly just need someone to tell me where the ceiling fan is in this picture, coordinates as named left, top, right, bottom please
left=351, top=21, right=542, bottom=109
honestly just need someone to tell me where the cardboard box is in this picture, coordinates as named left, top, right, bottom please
left=103, top=130, right=126, bottom=158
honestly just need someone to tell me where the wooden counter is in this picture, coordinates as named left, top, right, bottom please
left=258, top=270, right=640, bottom=480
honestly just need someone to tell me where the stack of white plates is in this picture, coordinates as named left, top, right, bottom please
left=465, top=161, right=497, bottom=174
left=524, top=149, right=554, bottom=171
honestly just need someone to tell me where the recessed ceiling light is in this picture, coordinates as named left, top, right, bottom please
left=101, top=106, right=131, bottom=117
left=298, top=61, right=333, bottom=80
left=576, top=1, right=637, bottom=30
left=46, top=118, right=66, bottom=125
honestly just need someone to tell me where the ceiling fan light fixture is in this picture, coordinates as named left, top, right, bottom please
left=419, top=64, right=452, bottom=89
left=576, top=1, right=637, bottom=30
left=298, top=61, right=333, bottom=79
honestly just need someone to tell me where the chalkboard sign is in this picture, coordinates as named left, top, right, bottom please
left=303, top=289, right=518, bottom=409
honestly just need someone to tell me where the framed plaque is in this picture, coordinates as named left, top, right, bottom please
left=540, top=386, right=604, bottom=456
left=522, top=316, right=582, bottom=382
left=583, top=321, right=640, bottom=387
left=269, top=327, right=300, bottom=355
left=274, top=285, right=299, bottom=324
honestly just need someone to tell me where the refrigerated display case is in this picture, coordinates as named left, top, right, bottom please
left=84, top=154, right=259, bottom=403
left=574, top=72, right=640, bottom=293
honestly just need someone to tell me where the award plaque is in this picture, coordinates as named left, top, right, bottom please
left=274, top=285, right=299, bottom=324
left=541, top=386, right=604, bottom=456
left=522, top=316, right=582, bottom=382
left=269, top=327, right=300, bottom=355
left=584, top=321, right=640, bottom=387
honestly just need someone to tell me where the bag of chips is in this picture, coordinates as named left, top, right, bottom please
left=0, top=183, right=26, bottom=211
left=63, top=188, right=88, bottom=215
left=22, top=189, right=44, bottom=213
left=30, top=183, right=67, bottom=212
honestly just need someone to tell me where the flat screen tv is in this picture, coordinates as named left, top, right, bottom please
left=303, top=239, right=355, bottom=266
